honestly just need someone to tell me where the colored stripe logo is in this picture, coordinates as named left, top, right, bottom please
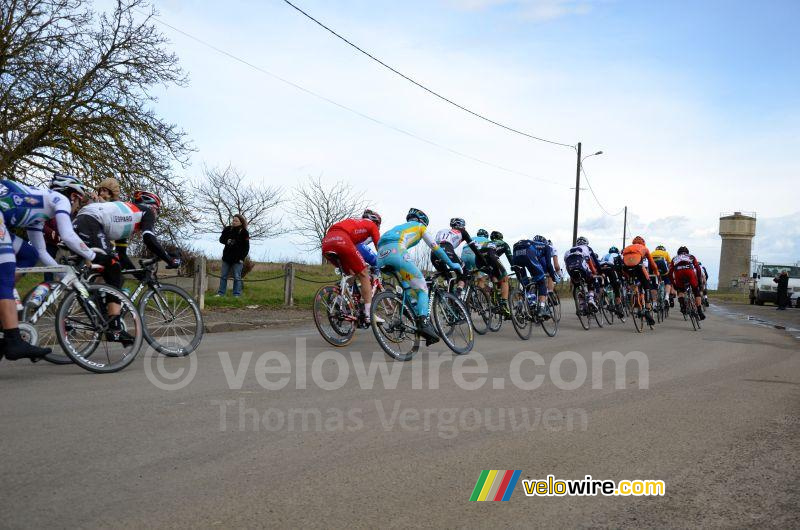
left=470, top=470, right=522, bottom=501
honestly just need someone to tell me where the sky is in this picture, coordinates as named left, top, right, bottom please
left=129, top=0, right=799, bottom=287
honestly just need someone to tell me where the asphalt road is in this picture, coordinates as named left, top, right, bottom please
left=1, top=303, right=798, bottom=528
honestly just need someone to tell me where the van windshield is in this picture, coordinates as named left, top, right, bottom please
left=762, top=265, right=800, bottom=279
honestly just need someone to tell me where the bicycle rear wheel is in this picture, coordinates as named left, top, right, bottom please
left=56, top=284, right=143, bottom=373
left=573, top=288, right=589, bottom=330
left=630, top=294, right=643, bottom=333
left=370, top=290, right=420, bottom=361
left=432, top=291, right=474, bottom=354
left=466, top=287, right=490, bottom=335
left=509, top=287, right=532, bottom=340
left=487, top=293, right=503, bottom=332
left=602, top=288, right=615, bottom=325
left=313, top=285, right=356, bottom=347
left=139, top=284, right=204, bottom=356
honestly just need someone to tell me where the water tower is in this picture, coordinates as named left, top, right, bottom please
left=718, top=212, right=756, bottom=290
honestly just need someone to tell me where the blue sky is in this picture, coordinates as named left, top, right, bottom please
left=137, top=0, right=799, bottom=286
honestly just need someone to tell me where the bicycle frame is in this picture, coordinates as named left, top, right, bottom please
left=18, top=265, right=98, bottom=324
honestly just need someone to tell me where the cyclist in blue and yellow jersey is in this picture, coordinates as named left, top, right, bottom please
left=651, top=245, right=674, bottom=307
left=377, top=208, right=462, bottom=345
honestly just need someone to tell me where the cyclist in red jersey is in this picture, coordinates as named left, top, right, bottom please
left=668, top=246, right=706, bottom=320
left=321, top=210, right=381, bottom=321
left=621, top=235, right=660, bottom=325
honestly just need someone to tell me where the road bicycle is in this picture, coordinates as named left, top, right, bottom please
left=680, top=284, right=702, bottom=331
left=313, top=252, right=386, bottom=347
left=571, top=274, right=604, bottom=330
left=654, top=279, right=669, bottom=323
left=599, top=277, right=625, bottom=325
left=625, top=276, right=653, bottom=333
left=19, top=262, right=143, bottom=373
left=370, top=270, right=473, bottom=361
left=508, top=266, right=558, bottom=340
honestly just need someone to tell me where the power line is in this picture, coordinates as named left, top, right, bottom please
left=145, top=13, right=566, bottom=187
left=280, top=0, right=575, bottom=149
left=581, top=165, right=625, bottom=217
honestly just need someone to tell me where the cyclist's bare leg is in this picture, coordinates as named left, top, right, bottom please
left=0, top=299, right=19, bottom=329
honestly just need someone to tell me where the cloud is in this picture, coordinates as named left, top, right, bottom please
left=752, top=211, right=800, bottom=264
left=645, top=216, right=689, bottom=233
left=445, top=0, right=597, bottom=21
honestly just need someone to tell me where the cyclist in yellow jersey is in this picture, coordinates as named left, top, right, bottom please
left=651, top=245, right=674, bottom=307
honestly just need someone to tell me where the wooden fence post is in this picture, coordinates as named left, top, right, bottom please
left=193, top=256, right=207, bottom=310
left=284, top=262, right=295, bottom=307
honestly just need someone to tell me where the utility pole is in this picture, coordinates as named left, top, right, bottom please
left=572, top=142, right=582, bottom=246
left=622, top=206, right=628, bottom=248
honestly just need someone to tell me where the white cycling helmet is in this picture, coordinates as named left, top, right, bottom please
left=50, top=173, right=89, bottom=198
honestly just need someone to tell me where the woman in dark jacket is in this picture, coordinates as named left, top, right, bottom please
left=216, top=214, right=250, bottom=297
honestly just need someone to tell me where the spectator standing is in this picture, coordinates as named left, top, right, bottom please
left=774, top=270, right=789, bottom=310
left=216, top=214, right=250, bottom=297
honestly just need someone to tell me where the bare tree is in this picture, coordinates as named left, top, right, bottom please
left=0, top=0, right=192, bottom=200
left=290, top=175, right=368, bottom=252
left=193, top=164, right=283, bottom=240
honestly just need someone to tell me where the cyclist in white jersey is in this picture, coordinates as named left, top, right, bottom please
left=0, top=174, right=95, bottom=361
left=74, top=191, right=179, bottom=344
left=431, top=218, right=482, bottom=293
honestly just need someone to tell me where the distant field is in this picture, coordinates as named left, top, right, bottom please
left=207, top=262, right=337, bottom=309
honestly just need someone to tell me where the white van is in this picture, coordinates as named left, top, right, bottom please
left=751, top=264, right=800, bottom=305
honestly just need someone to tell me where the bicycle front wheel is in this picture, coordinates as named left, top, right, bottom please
left=432, top=291, right=474, bottom=354
left=56, top=284, right=143, bottom=373
left=22, top=288, right=71, bottom=365
left=139, top=284, right=204, bottom=356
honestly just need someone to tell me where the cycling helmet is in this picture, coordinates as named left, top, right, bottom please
left=50, top=173, right=89, bottom=198
left=533, top=235, right=547, bottom=244
left=576, top=236, right=589, bottom=246
left=609, top=246, right=619, bottom=254
left=490, top=231, right=503, bottom=241
left=476, top=229, right=489, bottom=238
left=133, top=190, right=162, bottom=209
left=406, top=207, right=429, bottom=226
left=362, top=209, right=381, bottom=227
left=450, top=217, right=465, bottom=229
left=677, top=246, right=689, bottom=255
left=632, top=235, right=645, bottom=245
left=656, top=245, right=666, bottom=251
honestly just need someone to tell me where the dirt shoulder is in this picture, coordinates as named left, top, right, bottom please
left=201, top=306, right=312, bottom=333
